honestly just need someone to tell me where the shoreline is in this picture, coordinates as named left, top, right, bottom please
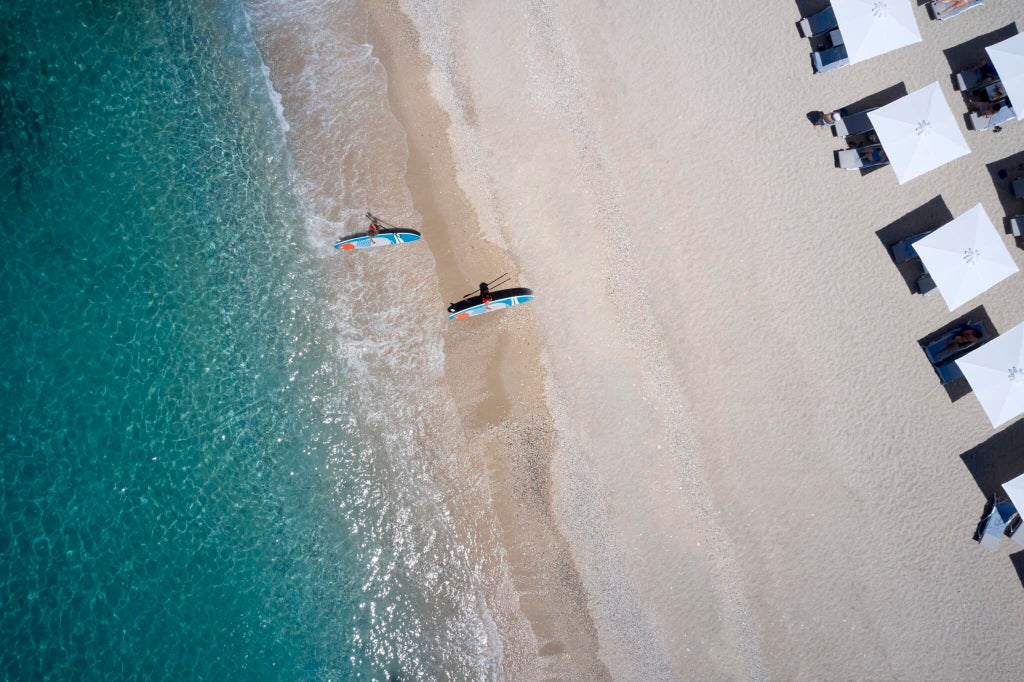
left=365, top=4, right=611, bottom=678
left=251, top=0, right=1024, bottom=677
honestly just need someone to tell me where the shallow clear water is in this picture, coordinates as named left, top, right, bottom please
left=0, top=1, right=493, bottom=678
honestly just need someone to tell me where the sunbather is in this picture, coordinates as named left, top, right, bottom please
left=933, top=0, right=974, bottom=16
left=939, top=328, right=981, bottom=355
left=858, top=147, right=887, bottom=164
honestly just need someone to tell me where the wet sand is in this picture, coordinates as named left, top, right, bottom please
left=366, top=5, right=612, bottom=679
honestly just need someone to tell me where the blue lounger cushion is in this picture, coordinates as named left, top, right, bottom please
left=799, top=5, right=838, bottom=37
left=955, top=62, right=997, bottom=91
left=813, top=44, right=849, bottom=74
left=916, top=272, right=936, bottom=295
left=935, top=358, right=965, bottom=384
left=1012, top=177, right=1024, bottom=199
left=834, top=108, right=877, bottom=137
left=891, top=231, right=934, bottom=263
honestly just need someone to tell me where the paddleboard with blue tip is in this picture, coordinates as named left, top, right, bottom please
left=447, top=288, right=534, bottom=320
left=334, top=230, right=421, bottom=250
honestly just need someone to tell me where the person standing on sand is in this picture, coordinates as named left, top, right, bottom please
left=813, top=109, right=844, bottom=130
left=479, top=282, right=493, bottom=310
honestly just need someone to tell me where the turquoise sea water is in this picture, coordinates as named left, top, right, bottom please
left=1, top=1, right=492, bottom=678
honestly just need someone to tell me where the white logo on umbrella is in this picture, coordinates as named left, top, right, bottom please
left=915, top=119, right=933, bottom=136
left=962, top=247, right=980, bottom=265
left=1009, top=366, right=1024, bottom=383
left=872, top=1, right=888, bottom=18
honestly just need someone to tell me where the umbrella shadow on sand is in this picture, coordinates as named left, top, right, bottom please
left=959, top=420, right=1024, bottom=578
left=942, top=22, right=1018, bottom=78
left=793, top=0, right=831, bottom=18
left=834, top=83, right=910, bottom=137
left=942, top=23, right=1019, bottom=127
left=985, top=151, right=1024, bottom=247
left=959, top=419, right=1024, bottom=499
left=876, top=195, right=954, bottom=294
left=917, top=306, right=998, bottom=402
left=1011, top=551, right=1024, bottom=589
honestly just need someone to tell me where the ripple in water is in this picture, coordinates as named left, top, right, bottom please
left=0, top=0, right=495, bottom=678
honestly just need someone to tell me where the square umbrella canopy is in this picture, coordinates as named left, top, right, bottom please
left=956, top=321, right=1024, bottom=428
left=1004, top=473, right=1024, bottom=516
left=912, top=203, right=1018, bottom=311
left=986, top=33, right=1024, bottom=121
left=867, top=82, right=971, bottom=184
left=831, top=0, right=922, bottom=65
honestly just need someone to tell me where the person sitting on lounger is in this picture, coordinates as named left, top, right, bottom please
left=977, top=101, right=1006, bottom=118
left=933, top=0, right=974, bottom=16
left=858, top=146, right=887, bottom=165
left=973, top=85, right=1007, bottom=104
left=940, top=328, right=981, bottom=355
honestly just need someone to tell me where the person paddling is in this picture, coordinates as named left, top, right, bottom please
left=479, top=282, right=493, bottom=309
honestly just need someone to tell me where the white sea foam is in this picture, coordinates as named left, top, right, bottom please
left=238, top=5, right=290, bottom=138
left=260, top=62, right=290, bottom=133
left=242, top=0, right=505, bottom=677
left=396, top=0, right=508, bottom=250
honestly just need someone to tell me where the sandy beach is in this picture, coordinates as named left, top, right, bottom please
left=254, top=0, right=1024, bottom=678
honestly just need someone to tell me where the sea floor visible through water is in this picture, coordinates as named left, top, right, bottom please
left=1, top=1, right=500, bottom=678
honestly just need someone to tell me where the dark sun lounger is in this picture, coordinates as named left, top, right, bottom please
left=891, top=231, right=934, bottom=263
left=798, top=5, right=839, bottom=37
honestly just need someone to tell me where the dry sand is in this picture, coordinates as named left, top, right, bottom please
left=276, top=0, right=1024, bottom=678
left=368, top=0, right=1024, bottom=679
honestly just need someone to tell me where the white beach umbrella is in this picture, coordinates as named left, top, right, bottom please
left=986, top=33, right=1024, bottom=121
left=956, top=321, right=1024, bottom=428
left=1004, top=473, right=1024, bottom=514
left=912, top=204, right=1018, bottom=311
left=867, top=82, right=971, bottom=184
left=831, top=0, right=922, bottom=65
